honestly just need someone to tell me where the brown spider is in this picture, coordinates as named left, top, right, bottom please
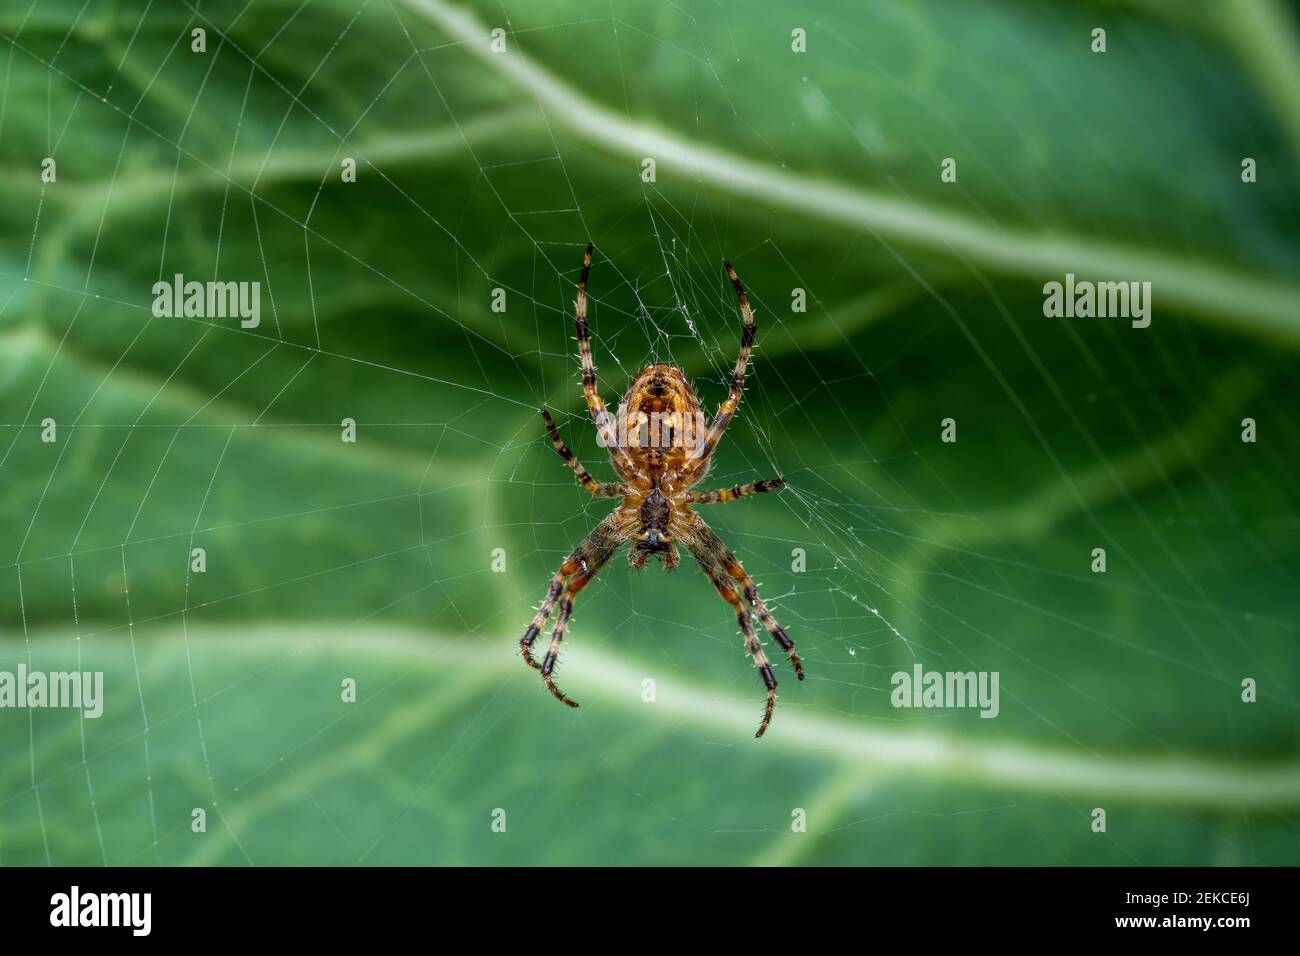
left=520, top=244, right=803, bottom=737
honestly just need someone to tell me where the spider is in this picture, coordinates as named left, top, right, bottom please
left=520, top=244, right=803, bottom=737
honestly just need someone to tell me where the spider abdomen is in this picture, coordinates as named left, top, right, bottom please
left=617, top=364, right=706, bottom=465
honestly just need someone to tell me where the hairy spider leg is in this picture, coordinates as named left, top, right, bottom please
left=689, top=515, right=803, bottom=680
left=519, top=512, right=629, bottom=669
left=727, top=562, right=803, bottom=680
left=540, top=408, right=627, bottom=497
left=686, top=477, right=784, bottom=504
left=519, top=511, right=633, bottom=705
left=684, top=515, right=789, bottom=737
left=574, top=243, right=633, bottom=474
left=688, top=261, right=756, bottom=471
left=538, top=574, right=592, bottom=707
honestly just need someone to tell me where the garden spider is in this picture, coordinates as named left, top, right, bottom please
left=520, top=244, right=803, bottom=737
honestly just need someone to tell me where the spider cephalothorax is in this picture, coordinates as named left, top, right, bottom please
left=523, top=244, right=803, bottom=737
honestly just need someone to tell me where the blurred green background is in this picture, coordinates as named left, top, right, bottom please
left=2, top=0, right=1299, bottom=865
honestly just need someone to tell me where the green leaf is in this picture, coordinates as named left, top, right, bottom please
left=1, top=0, right=1297, bottom=864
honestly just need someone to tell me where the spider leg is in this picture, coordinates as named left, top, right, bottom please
left=539, top=572, right=594, bottom=707
left=689, top=260, right=755, bottom=468
left=691, top=515, right=804, bottom=680
left=519, top=511, right=632, bottom=705
left=573, top=243, right=632, bottom=471
left=686, top=477, right=783, bottom=505
left=540, top=408, right=627, bottom=498
left=519, top=512, right=623, bottom=668
left=682, top=515, right=782, bottom=737
left=520, top=569, right=567, bottom=671
left=664, top=543, right=680, bottom=571
left=726, top=560, right=804, bottom=681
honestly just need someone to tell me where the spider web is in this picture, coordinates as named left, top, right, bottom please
left=1, top=0, right=1299, bottom=866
